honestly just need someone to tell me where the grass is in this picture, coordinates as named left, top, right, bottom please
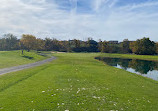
left=99, top=53, right=158, bottom=61
left=0, top=50, right=49, bottom=69
left=0, top=53, right=158, bottom=110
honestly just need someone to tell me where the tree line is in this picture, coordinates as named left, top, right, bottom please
left=0, top=33, right=158, bottom=55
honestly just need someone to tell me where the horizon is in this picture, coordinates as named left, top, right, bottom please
left=0, top=0, right=158, bottom=41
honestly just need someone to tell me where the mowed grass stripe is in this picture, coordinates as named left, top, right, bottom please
left=0, top=64, right=50, bottom=92
left=0, top=53, right=158, bottom=110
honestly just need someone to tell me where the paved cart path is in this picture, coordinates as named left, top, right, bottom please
left=0, top=56, right=56, bottom=75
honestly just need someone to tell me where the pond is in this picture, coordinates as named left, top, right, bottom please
left=95, top=57, right=158, bottom=81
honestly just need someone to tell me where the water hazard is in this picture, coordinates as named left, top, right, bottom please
left=95, top=57, right=158, bottom=81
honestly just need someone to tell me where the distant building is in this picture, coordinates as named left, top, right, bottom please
left=108, top=41, right=119, bottom=44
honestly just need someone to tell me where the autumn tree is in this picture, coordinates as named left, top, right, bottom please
left=0, top=33, right=19, bottom=51
left=74, top=39, right=81, bottom=48
left=20, top=34, right=37, bottom=52
left=156, top=42, right=158, bottom=54
left=98, top=39, right=102, bottom=52
left=130, top=37, right=156, bottom=55
left=51, top=39, right=61, bottom=51
left=86, top=38, right=98, bottom=52
left=44, top=38, right=53, bottom=51
left=36, top=38, right=45, bottom=51
left=58, top=41, right=70, bottom=52
left=98, top=40, right=108, bottom=53
left=121, top=39, right=132, bottom=53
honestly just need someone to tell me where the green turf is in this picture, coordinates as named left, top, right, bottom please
left=0, top=50, right=48, bottom=69
left=99, top=53, right=158, bottom=61
left=0, top=53, right=158, bottom=111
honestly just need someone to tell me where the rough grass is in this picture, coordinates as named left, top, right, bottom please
left=0, top=53, right=158, bottom=110
left=0, top=50, right=48, bottom=69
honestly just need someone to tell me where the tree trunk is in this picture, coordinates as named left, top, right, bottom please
left=22, top=50, right=23, bottom=55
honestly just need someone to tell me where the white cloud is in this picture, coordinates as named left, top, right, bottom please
left=0, top=0, right=158, bottom=41
left=69, top=0, right=78, bottom=14
left=120, top=1, right=158, bottom=11
left=92, top=0, right=118, bottom=12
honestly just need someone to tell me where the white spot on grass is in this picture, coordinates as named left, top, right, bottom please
left=148, top=100, right=151, bottom=103
left=92, top=96, right=101, bottom=99
left=77, top=89, right=80, bottom=94
left=65, top=110, right=69, bottom=111
left=82, top=88, right=86, bottom=90
left=51, top=94, right=56, bottom=96
left=92, top=96, right=97, bottom=99
left=68, top=79, right=71, bottom=82
left=42, top=91, right=45, bottom=93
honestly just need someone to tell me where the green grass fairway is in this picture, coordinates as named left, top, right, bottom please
left=99, top=53, right=158, bottom=61
left=0, top=53, right=158, bottom=110
left=0, top=50, right=48, bottom=69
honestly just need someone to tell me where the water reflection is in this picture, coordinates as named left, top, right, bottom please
left=95, top=57, right=158, bottom=81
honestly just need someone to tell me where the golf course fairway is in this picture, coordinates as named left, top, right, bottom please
left=0, top=53, right=158, bottom=111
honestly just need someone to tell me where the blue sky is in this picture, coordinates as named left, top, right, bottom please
left=0, top=0, right=158, bottom=41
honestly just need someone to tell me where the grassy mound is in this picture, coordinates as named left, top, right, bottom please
left=0, top=50, right=48, bottom=69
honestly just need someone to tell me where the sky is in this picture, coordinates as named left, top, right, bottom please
left=0, top=0, right=158, bottom=41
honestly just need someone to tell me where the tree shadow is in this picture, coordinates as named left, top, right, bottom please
left=22, top=55, right=34, bottom=59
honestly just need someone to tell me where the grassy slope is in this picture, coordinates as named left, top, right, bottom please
left=0, top=53, right=158, bottom=110
left=0, top=50, right=47, bottom=69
